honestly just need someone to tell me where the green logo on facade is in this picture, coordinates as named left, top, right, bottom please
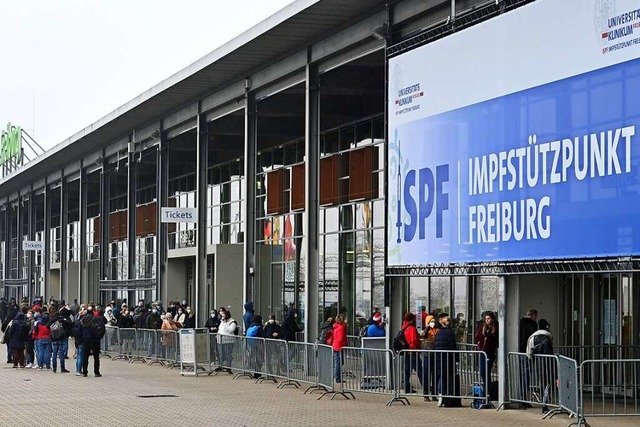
left=0, top=123, right=22, bottom=165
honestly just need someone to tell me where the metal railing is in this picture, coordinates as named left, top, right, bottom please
left=579, top=359, right=640, bottom=420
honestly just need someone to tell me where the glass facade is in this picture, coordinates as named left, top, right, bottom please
left=207, top=159, right=245, bottom=245
left=318, top=115, right=385, bottom=333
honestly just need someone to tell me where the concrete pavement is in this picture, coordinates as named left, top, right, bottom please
left=0, top=354, right=637, bottom=427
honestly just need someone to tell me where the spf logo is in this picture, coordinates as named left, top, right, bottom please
left=396, top=164, right=449, bottom=243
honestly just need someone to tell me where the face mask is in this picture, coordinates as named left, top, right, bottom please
left=152, top=310, right=157, bottom=314
left=294, top=314, right=297, bottom=318
left=186, top=309, right=191, bottom=313
left=27, top=314, right=33, bottom=318
left=268, top=319, right=274, bottom=324
left=429, top=322, right=436, bottom=328
left=178, top=310, right=183, bottom=314
left=161, top=315, right=166, bottom=320
left=210, top=314, right=216, bottom=318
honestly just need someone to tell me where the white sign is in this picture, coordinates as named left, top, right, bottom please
left=22, top=241, right=44, bottom=251
left=161, top=207, right=197, bottom=223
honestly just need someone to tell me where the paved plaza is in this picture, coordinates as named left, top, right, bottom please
left=0, top=355, right=635, bottom=427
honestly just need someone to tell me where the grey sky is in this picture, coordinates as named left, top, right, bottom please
left=0, top=0, right=294, bottom=150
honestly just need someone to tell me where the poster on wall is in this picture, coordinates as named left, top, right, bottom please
left=603, top=299, right=617, bottom=345
left=387, top=0, right=640, bottom=265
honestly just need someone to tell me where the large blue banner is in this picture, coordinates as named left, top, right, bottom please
left=389, top=58, right=640, bottom=264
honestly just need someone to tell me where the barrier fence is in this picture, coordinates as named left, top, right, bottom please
left=96, top=326, right=640, bottom=423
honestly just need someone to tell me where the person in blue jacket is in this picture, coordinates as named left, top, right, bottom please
left=366, top=312, right=385, bottom=337
left=246, top=315, right=264, bottom=378
left=243, top=301, right=255, bottom=334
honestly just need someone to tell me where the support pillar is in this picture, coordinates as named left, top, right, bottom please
left=43, top=182, right=50, bottom=300
left=195, top=110, right=208, bottom=327
left=243, top=88, right=256, bottom=306
left=100, top=156, right=110, bottom=286
left=79, top=166, right=88, bottom=302
left=27, top=189, right=35, bottom=299
left=303, top=57, right=320, bottom=343
left=60, top=182, right=67, bottom=301
left=156, top=131, right=168, bottom=307
left=497, top=275, right=507, bottom=407
left=127, top=139, right=138, bottom=294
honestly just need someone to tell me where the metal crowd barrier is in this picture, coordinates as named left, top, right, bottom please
left=505, top=352, right=560, bottom=412
left=340, top=346, right=394, bottom=403
left=286, top=341, right=317, bottom=387
left=556, top=345, right=640, bottom=365
left=578, top=358, right=640, bottom=422
left=395, top=349, right=491, bottom=407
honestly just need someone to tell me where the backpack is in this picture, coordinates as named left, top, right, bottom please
left=18, top=322, right=31, bottom=341
left=50, top=320, right=64, bottom=339
left=392, top=326, right=410, bottom=353
left=231, top=321, right=239, bottom=335
left=359, top=325, right=368, bottom=338
left=319, top=327, right=332, bottom=344
left=91, top=317, right=106, bottom=340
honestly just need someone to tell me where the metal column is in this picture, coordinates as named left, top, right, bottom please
left=156, top=128, right=168, bottom=306
left=27, top=188, right=34, bottom=299
left=497, top=275, right=507, bottom=406
left=43, top=181, right=50, bottom=300
left=304, top=57, right=320, bottom=343
left=195, top=110, right=208, bottom=327
left=100, top=154, right=110, bottom=284
left=127, top=139, right=137, bottom=295
left=243, top=88, right=256, bottom=305
left=60, top=181, right=67, bottom=301
left=79, top=166, right=88, bottom=302
left=16, top=193, right=22, bottom=283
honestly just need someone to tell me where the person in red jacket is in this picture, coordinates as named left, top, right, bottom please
left=401, top=312, right=424, bottom=393
left=475, top=311, right=499, bottom=390
left=32, top=314, right=52, bottom=370
left=328, top=313, right=347, bottom=383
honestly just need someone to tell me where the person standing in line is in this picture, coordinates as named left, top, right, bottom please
left=527, top=318, right=555, bottom=414
left=32, top=313, right=52, bottom=370
left=24, top=310, right=36, bottom=368
left=328, top=314, right=347, bottom=383
left=73, top=307, right=87, bottom=376
left=79, top=305, right=103, bottom=377
left=401, top=312, right=423, bottom=394
left=435, top=315, right=460, bottom=407
left=183, top=306, right=196, bottom=328
left=217, top=307, right=238, bottom=373
left=7, top=312, right=28, bottom=368
left=161, top=312, right=179, bottom=361
left=366, top=312, right=385, bottom=337
left=475, top=311, right=498, bottom=390
left=281, top=308, right=303, bottom=342
left=48, top=308, right=71, bottom=373
left=518, top=308, right=538, bottom=406
left=243, top=301, right=255, bottom=334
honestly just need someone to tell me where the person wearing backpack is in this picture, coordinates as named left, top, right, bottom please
left=527, top=318, right=555, bottom=414
left=318, top=316, right=333, bottom=344
left=7, top=312, right=28, bottom=368
left=328, top=314, right=347, bottom=383
left=400, top=312, right=423, bottom=394
left=79, top=306, right=103, bottom=377
left=48, top=308, right=71, bottom=373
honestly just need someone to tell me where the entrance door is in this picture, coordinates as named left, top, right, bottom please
left=560, top=274, right=595, bottom=361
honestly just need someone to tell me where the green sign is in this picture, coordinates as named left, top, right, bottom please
left=0, top=123, right=22, bottom=165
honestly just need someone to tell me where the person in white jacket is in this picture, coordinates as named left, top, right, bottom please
left=216, top=307, right=237, bottom=373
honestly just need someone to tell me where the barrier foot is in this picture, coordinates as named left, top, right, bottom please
left=111, top=355, right=128, bottom=362
left=567, top=416, right=590, bottom=427
left=318, top=391, right=353, bottom=401
left=128, top=356, right=147, bottom=364
left=304, top=385, right=328, bottom=395
left=147, top=360, right=165, bottom=367
left=256, top=375, right=278, bottom=384
left=165, top=362, right=179, bottom=369
left=386, top=396, right=410, bottom=406
left=233, top=371, right=254, bottom=380
left=277, top=379, right=300, bottom=389
left=543, top=408, right=567, bottom=420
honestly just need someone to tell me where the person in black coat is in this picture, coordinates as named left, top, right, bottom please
left=281, top=308, right=302, bottom=342
left=8, top=312, right=27, bottom=368
left=527, top=319, right=555, bottom=413
left=518, top=308, right=538, bottom=405
left=434, top=315, right=460, bottom=407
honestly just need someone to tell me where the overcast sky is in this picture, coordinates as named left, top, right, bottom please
left=0, top=0, right=294, bottom=151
